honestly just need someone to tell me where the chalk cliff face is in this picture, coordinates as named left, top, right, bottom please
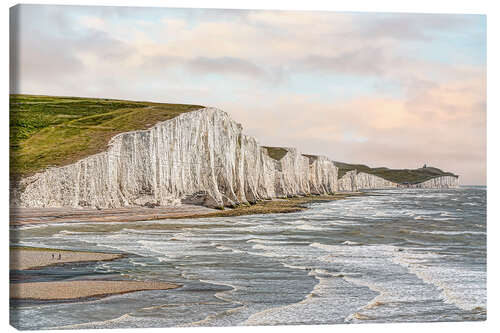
left=338, top=171, right=397, bottom=192
left=356, top=172, right=399, bottom=189
left=13, top=108, right=339, bottom=209
left=338, top=170, right=358, bottom=192
left=306, top=155, right=338, bottom=195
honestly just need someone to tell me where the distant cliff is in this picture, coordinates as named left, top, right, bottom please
left=337, top=170, right=458, bottom=192
left=338, top=170, right=399, bottom=192
left=402, top=176, right=459, bottom=189
left=335, top=161, right=458, bottom=185
left=12, top=106, right=459, bottom=209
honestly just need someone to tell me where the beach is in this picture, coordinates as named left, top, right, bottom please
left=10, top=247, right=179, bottom=301
left=10, top=247, right=125, bottom=270
left=10, top=204, right=217, bottom=226
left=11, top=280, right=179, bottom=300
left=10, top=195, right=361, bottom=304
left=10, top=194, right=362, bottom=226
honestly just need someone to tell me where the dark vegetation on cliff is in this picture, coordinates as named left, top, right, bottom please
left=263, top=146, right=289, bottom=161
left=335, top=161, right=458, bottom=184
left=10, top=94, right=203, bottom=179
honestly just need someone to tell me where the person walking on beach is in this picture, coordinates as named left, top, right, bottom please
left=58, top=253, right=61, bottom=260
left=52, top=253, right=54, bottom=259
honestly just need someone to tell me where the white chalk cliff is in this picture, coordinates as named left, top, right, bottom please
left=338, top=170, right=399, bottom=192
left=13, top=108, right=339, bottom=209
left=13, top=107, right=458, bottom=209
left=403, top=176, right=459, bottom=189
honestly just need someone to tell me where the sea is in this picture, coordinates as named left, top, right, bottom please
left=10, top=186, right=487, bottom=329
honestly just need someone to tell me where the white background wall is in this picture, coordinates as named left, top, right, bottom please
left=1, top=1, right=498, bottom=333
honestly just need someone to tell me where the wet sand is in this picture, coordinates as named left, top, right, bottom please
left=10, top=204, right=217, bottom=225
left=10, top=247, right=179, bottom=301
left=10, top=280, right=180, bottom=300
left=10, top=247, right=125, bottom=270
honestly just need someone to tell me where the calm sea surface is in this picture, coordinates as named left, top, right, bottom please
left=10, top=187, right=487, bottom=329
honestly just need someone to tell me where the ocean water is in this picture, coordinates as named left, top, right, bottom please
left=10, top=187, right=486, bottom=329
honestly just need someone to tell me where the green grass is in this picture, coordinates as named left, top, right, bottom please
left=10, top=94, right=203, bottom=180
left=334, top=161, right=458, bottom=184
left=263, top=146, right=289, bottom=161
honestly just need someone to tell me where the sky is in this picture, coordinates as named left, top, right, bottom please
left=10, top=4, right=486, bottom=185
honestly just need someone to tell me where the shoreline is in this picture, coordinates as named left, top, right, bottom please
left=9, top=194, right=365, bottom=301
left=10, top=247, right=180, bottom=301
left=10, top=204, right=217, bottom=226
left=10, top=193, right=366, bottom=226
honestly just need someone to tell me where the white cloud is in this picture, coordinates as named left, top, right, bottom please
left=79, top=16, right=107, bottom=30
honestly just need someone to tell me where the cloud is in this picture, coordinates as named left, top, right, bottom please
left=10, top=19, right=85, bottom=91
left=74, top=29, right=136, bottom=61
left=298, top=48, right=391, bottom=76
left=79, top=16, right=106, bottom=30
left=187, top=57, right=264, bottom=77
left=357, top=13, right=474, bottom=40
left=223, top=68, right=485, bottom=185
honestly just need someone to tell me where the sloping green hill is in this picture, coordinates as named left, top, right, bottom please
left=334, top=161, right=458, bottom=184
left=10, top=94, right=203, bottom=179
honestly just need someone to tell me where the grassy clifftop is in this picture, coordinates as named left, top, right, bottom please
left=335, top=161, right=458, bottom=184
left=10, top=94, right=203, bottom=179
